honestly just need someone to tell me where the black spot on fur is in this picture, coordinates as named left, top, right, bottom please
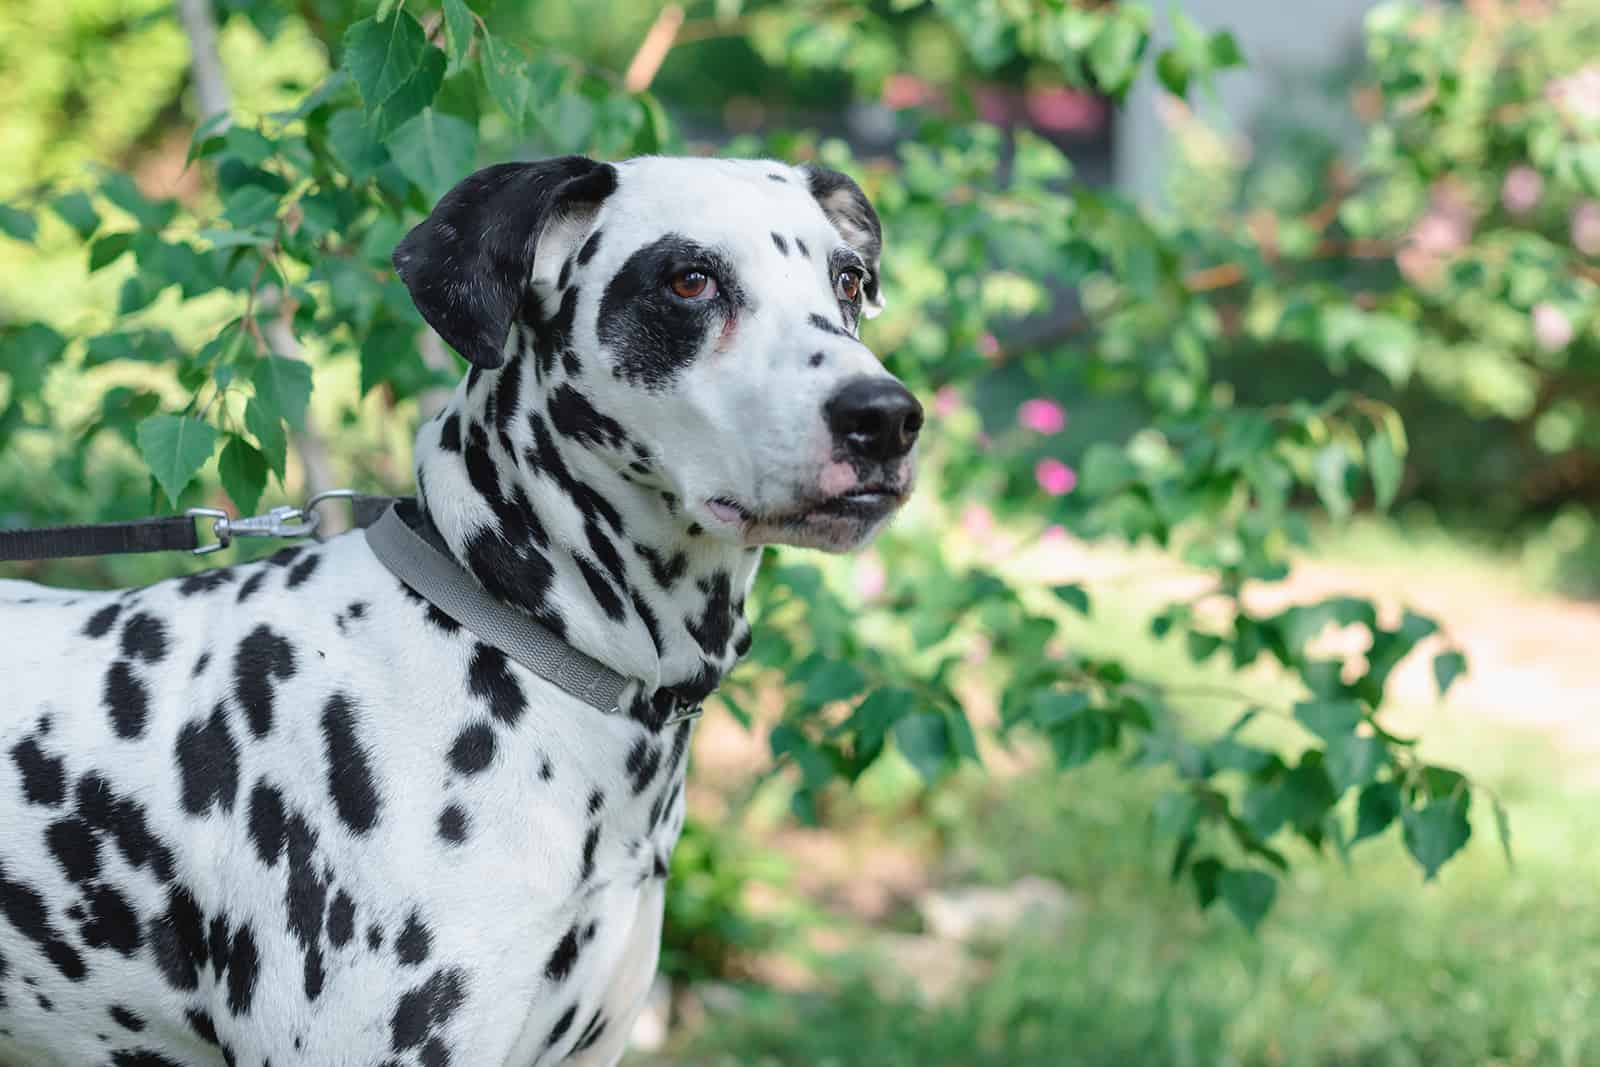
left=286, top=553, right=321, bottom=589
left=225, top=924, right=260, bottom=1015
left=321, top=693, right=382, bottom=835
left=119, top=613, right=168, bottom=663
left=795, top=236, right=810, bottom=258
left=80, top=883, right=142, bottom=956
left=545, top=924, right=581, bottom=981
left=573, top=553, right=626, bottom=622
left=579, top=824, right=600, bottom=882
left=11, top=736, right=65, bottom=806
left=767, top=172, right=789, bottom=183
left=234, top=625, right=297, bottom=737
left=631, top=590, right=663, bottom=656
left=247, top=781, right=287, bottom=867
left=574, top=1010, right=609, bottom=1053
left=771, top=232, right=788, bottom=255
left=235, top=569, right=268, bottom=603
left=438, top=411, right=463, bottom=453
left=109, top=1005, right=146, bottom=1032
left=397, top=912, right=433, bottom=966
left=390, top=967, right=467, bottom=1053
left=548, top=383, right=628, bottom=451
left=103, top=660, right=149, bottom=739
left=578, top=229, right=604, bottom=265
left=634, top=544, right=688, bottom=590
left=437, top=804, right=468, bottom=844
left=809, top=351, right=825, bottom=367
left=626, top=737, right=663, bottom=795
left=587, top=789, right=605, bottom=816
left=468, top=644, right=526, bottom=726
left=75, top=773, right=176, bottom=883
left=368, top=923, right=384, bottom=951
left=176, top=704, right=239, bottom=815
left=561, top=348, right=583, bottom=377
left=540, top=757, right=554, bottom=781
left=148, top=885, right=207, bottom=991
left=328, top=892, right=355, bottom=948
left=420, top=1038, right=450, bottom=1067
left=809, top=312, right=850, bottom=338
left=0, top=859, right=87, bottom=981
left=598, top=233, right=744, bottom=391
left=192, top=650, right=211, bottom=677
left=492, top=354, right=524, bottom=437
left=448, top=722, right=496, bottom=775
left=110, top=1052, right=186, bottom=1067
left=83, top=602, right=121, bottom=638
left=179, top=569, right=235, bottom=596
left=187, top=1008, right=219, bottom=1045
left=335, top=600, right=369, bottom=634
left=687, top=571, right=736, bottom=655
left=47, top=817, right=100, bottom=883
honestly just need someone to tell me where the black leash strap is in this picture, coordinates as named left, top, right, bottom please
left=0, top=516, right=199, bottom=561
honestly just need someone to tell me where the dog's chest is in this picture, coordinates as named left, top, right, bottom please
left=0, top=533, right=692, bottom=1066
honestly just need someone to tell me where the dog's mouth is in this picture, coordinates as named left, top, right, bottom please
left=706, top=485, right=908, bottom=543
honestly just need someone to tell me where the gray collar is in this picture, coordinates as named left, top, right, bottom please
left=363, top=499, right=699, bottom=725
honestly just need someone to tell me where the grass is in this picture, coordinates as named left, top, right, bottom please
left=636, top=519, right=1600, bottom=1067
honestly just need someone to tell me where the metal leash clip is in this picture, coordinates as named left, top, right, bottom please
left=187, top=489, right=360, bottom=555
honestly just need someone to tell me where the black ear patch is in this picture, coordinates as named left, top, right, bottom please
left=800, top=164, right=884, bottom=309
left=393, top=157, right=618, bottom=369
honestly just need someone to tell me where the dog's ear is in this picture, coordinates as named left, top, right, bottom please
left=393, top=156, right=618, bottom=368
left=798, top=163, right=886, bottom=318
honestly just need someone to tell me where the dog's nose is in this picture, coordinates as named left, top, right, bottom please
left=825, top=377, right=924, bottom=462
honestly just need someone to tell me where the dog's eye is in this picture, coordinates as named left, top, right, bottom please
left=669, top=270, right=717, bottom=301
left=835, top=268, right=864, bottom=304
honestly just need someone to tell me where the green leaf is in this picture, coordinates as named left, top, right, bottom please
left=1208, top=29, right=1243, bottom=68
left=1087, top=12, right=1148, bottom=97
left=1190, top=856, right=1223, bottom=908
left=1049, top=708, right=1107, bottom=769
left=0, top=204, right=37, bottom=243
left=1402, top=794, right=1472, bottom=881
left=1368, top=428, right=1404, bottom=509
left=1312, top=444, right=1352, bottom=521
left=1155, top=48, right=1190, bottom=97
left=222, top=185, right=281, bottom=231
left=1293, top=700, right=1363, bottom=741
left=343, top=12, right=429, bottom=110
left=801, top=660, right=867, bottom=707
left=388, top=108, right=478, bottom=202
left=252, top=355, right=313, bottom=432
left=245, top=397, right=288, bottom=480
left=1490, top=793, right=1514, bottom=869
left=50, top=191, right=100, bottom=239
left=1432, top=650, right=1467, bottom=698
left=218, top=436, right=269, bottom=515
left=443, top=0, right=475, bottom=69
left=893, top=712, right=950, bottom=783
left=89, top=232, right=134, bottom=271
left=4, top=323, right=66, bottom=396
left=1049, top=583, right=1091, bottom=615
left=1217, top=868, right=1277, bottom=931
left=769, top=723, right=832, bottom=790
left=136, top=415, right=219, bottom=506
left=1325, top=734, right=1386, bottom=792
left=99, top=172, right=176, bottom=229
left=327, top=108, right=391, bottom=182
left=481, top=36, right=563, bottom=129
left=224, top=126, right=274, bottom=166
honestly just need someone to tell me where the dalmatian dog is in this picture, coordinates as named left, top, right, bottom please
left=0, top=155, right=922, bottom=1066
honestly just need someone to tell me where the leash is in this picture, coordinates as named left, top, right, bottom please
left=1, top=492, right=699, bottom=725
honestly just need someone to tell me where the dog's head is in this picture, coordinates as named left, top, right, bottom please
left=394, top=155, right=920, bottom=552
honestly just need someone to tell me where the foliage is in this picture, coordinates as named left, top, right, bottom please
left=0, top=0, right=1516, bottom=950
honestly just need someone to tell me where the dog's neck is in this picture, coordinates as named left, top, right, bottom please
left=412, top=350, right=758, bottom=729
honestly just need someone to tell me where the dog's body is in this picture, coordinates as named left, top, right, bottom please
left=0, top=155, right=920, bottom=1066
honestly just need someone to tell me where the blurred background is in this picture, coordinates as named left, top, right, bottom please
left=2, top=1, right=1599, bottom=1063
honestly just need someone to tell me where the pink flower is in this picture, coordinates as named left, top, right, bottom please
left=1573, top=201, right=1600, bottom=256
left=1017, top=398, right=1067, bottom=434
left=978, top=333, right=1001, bottom=359
left=1035, top=458, right=1078, bottom=496
left=961, top=504, right=995, bottom=541
left=854, top=552, right=887, bottom=601
left=1040, top=524, right=1067, bottom=544
left=1502, top=166, right=1542, bottom=216
left=1533, top=302, right=1574, bottom=352
left=933, top=385, right=962, bottom=418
